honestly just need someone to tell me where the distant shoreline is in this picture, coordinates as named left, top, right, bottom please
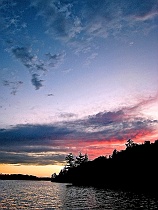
left=0, top=174, right=51, bottom=181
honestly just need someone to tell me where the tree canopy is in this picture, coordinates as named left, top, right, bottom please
left=51, top=139, right=158, bottom=195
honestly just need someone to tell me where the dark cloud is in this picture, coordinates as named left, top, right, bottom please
left=87, top=110, right=125, bottom=125
left=12, top=46, right=46, bottom=73
left=31, top=74, right=44, bottom=90
left=11, top=46, right=65, bottom=72
left=0, top=151, right=66, bottom=165
left=0, top=145, right=66, bottom=154
left=11, top=46, right=66, bottom=90
left=47, top=93, right=54, bottom=97
left=0, top=124, right=73, bottom=145
left=58, top=112, right=78, bottom=119
left=0, top=98, right=158, bottom=164
left=0, top=128, right=6, bottom=132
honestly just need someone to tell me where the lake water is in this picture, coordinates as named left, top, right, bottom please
left=0, top=180, right=158, bottom=209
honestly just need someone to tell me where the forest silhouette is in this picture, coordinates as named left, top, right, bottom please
left=51, top=139, right=158, bottom=194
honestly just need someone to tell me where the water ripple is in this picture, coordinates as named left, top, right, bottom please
left=0, top=180, right=158, bottom=209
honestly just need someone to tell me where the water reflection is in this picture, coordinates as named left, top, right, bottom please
left=0, top=180, right=158, bottom=209
left=63, top=185, right=158, bottom=210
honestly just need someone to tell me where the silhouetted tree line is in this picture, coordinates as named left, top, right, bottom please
left=0, top=174, right=51, bottom=181
left=51, top=139, right=158, bottom=194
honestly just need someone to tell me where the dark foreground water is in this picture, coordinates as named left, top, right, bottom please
left=0, top=180, right=158, bottom=210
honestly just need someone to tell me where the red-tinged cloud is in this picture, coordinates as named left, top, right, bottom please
left=123, top=92, right=158, bottom=114
left=0, top=95, right=158, bottom=165
left=52, top=139, right=127, bottom=160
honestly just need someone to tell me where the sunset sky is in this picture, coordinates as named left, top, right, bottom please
left=0, top=0, right=158, bottom=177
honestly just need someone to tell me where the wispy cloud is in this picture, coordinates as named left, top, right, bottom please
left=31, top=0, right=82, bottom=41
left=45, top=52, right=66, bottom=68
left=3, top=80, right=23, bottom=95
left=31, top=0, right=158, bottom=52
left=84, top=52, right=98, bottom=66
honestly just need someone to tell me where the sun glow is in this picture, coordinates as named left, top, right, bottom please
left=0, top=164, right=63, bottom=177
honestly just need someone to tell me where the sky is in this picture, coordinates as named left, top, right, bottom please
left=0, top=0, right=158, bottom=177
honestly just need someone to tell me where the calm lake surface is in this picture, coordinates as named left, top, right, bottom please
left=0, top=180, right=158, bottom=210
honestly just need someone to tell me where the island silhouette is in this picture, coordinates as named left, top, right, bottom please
left=51, top=139, right=158, bottom=195
left=0, top=174, right=51, bottom=181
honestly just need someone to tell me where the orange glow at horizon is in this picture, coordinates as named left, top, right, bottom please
left=0, top=130, right=157, bottom=177
left=0, top=164, right=63, bottom=177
